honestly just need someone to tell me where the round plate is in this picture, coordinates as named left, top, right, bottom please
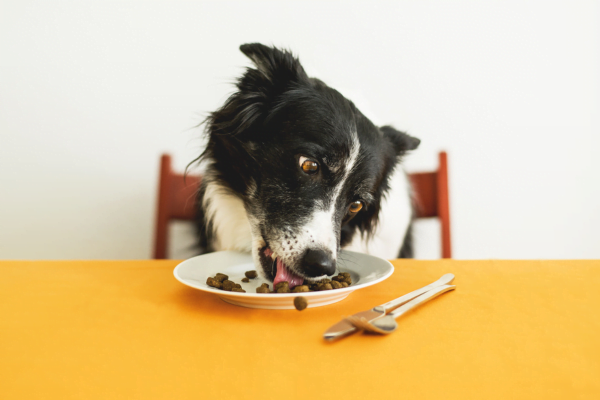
left=173, top=250, right=394, bottom=309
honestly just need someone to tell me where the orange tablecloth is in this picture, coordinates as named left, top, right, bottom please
left=1, top=259, right=600, bottom=399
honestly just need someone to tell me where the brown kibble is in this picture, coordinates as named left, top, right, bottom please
left=333, top=273, right=352, bottom=285
left=294, top=296, right=308, bottom=311
left=222, top=280, right=236, bottom=291
left=336, top=273, right=352, bottom=285
left=292, top=285, right=309, bottom=293
left=331, top=280, right=342, bottom=289
left=274, top=281, right=289, bottom=291
left=206, top=277, right=223, bottom=289
left=245, top=270, right=258, bottom=279
left=208, top=271, right=348, bottom=294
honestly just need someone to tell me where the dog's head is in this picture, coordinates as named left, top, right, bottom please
left=203, top=43, right=419, bottom=286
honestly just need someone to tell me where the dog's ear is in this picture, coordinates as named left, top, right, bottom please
left=380, top=125, right=421, bottom=154
left=239, top=43, right=309, bottom=91
left=207, top=43, right=309, bottom=139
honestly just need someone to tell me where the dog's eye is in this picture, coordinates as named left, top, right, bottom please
left=299, top=156, right=319, bottom=175
left=349, top=201, right=363, bottom=214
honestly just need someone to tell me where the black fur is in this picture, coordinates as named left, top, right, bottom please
left=398, top=222, right=414, bottom=258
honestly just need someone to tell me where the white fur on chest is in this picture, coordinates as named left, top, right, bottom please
left=202, top=179, right=253, bottom=252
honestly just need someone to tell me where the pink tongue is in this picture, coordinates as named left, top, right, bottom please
left=273, top=257, right=304, bottom=289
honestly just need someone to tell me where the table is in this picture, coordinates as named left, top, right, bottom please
left=1, top=259, right=599, bottom=399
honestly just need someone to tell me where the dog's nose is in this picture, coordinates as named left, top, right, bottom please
left=301, top=249, right=336, bottom=277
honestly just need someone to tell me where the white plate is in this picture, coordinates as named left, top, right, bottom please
left=173, top=250, right=394, bottom=309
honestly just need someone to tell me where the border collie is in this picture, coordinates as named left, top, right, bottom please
left=193, top=43, right=420, bottom=288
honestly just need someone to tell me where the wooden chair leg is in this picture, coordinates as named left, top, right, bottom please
left=437, top=151, right=452, bottom=258
left=153, top=154, right=172, bottom=259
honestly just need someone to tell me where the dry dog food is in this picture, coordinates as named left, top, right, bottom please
left=245, top=270, right=258, bottom=279
left=294, top=296, right=308, bottom=311
left=206, top=277, right=223, bottom=289
left=274, top=281, right=290, bottom=293
left=304, top=273, right=352, bottom=292
left=206, top=274, right=246, bottom=293
left=332, top=272, right=352, bottom=285
left=256, top=283, right=270, bottom=293
left=222, top=280, right=239, bottom=291
left=208, top=271, right=351, bottom=296
left=292, top=285, right=309, bottom=293
left=256, top=272, right=352, bottom=294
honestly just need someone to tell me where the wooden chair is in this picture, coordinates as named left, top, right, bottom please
left=153, top=152, right=451, bottom=259
left=408, top=152, right=452, bottom=258
left=153, top=154, right=201, bottom=259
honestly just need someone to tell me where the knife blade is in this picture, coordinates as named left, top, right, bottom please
left=323, top=308, right=385, bottom=341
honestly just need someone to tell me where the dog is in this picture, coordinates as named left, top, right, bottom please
left=193, top=43, right=420, bottom=288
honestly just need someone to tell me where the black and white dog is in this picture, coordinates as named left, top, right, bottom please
left=194, top=43, right=420, bottom=289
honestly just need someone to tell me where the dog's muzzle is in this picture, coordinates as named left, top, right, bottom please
left=301, top=249, right=336, bottom=277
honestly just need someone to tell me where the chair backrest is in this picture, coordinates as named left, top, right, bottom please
left=153, top=154, right=201, bottom=259
left=408, top=151, right=452, bottom=258
left=153, top=152, right=451, bottom=259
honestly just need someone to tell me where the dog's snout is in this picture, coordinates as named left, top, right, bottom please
left=301, top=249, right=336, bottom=277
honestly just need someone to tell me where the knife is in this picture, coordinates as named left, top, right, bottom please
left=323, top=273, right=455, bottom=341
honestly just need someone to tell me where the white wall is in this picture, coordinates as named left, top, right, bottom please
left=1, top=0, right=598, bottom=260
